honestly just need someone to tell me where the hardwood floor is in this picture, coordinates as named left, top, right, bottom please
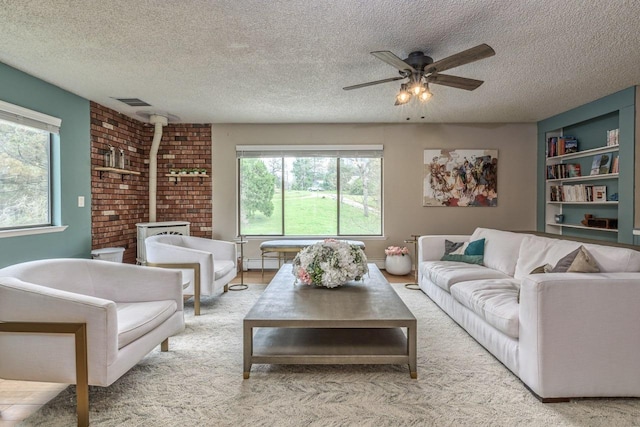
left=0, top=267, right=416, bottom=425
left=0, top=380, right=67, bottom=426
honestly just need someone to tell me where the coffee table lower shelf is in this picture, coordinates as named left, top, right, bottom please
left=244, top=327, right=416, bottom=379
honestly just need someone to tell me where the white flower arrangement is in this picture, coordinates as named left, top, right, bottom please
left=292, top=239, right=368, bottom=288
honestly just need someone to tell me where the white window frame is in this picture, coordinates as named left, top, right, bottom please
left=0, top=100, right=62, bottom=236
left=236, top=144, right=383, bottom=237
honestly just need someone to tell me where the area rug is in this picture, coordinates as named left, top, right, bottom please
left=23, top=283, right=640, bottom=426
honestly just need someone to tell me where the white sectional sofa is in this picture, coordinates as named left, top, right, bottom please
left=418, top=227, right=640, bottom=401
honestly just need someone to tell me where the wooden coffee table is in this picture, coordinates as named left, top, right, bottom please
left=243, top=264, right=417, bottom=378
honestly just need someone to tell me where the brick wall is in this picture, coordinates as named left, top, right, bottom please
left=155, top=124, right=212, bottom=237
left=90, top=102, right=212, bottom=263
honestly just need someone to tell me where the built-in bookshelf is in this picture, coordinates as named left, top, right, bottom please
left=545, top=141, right=619, bottom=233
left=538, top=87, right=635, bottom=244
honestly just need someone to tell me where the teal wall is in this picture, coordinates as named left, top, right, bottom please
left=537, top=87, right=636, bottom=244
left=0, top=63, right=91, bottom=266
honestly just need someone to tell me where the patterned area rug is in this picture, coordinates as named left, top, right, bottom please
left=24, top=283, right=640, bottom=426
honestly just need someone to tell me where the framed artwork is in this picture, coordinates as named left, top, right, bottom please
left=423, top=149, right=498, bottom=207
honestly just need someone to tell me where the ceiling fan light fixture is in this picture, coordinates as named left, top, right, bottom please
left=418, top=84, right=432, bottom=102
left=396, top=92, right=411, bottom=105
left=345, top=44, right=495, bottom=107
left=410, top=82, right=424, bottom=96
left=396, top=84, right=411, bottom=104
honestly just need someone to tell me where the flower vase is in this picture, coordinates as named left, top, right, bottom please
left=385, top=255, right=412, bottom=275
left=292, top=240, right=368, bottom=288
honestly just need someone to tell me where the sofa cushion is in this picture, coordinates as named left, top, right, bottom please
left=214, top=260, right=236, bottom=280
left=514, top=235, right=640, bottom=280
left=421, top=260, right=510, bottom=293
left=449, top=279, right=520, bottom=338
left=469, top=228, right=531, bottom=276
left=117, top=300, right=177, bottom=349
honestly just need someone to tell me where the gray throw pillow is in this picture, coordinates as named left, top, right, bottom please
left=551, top=246, right=600, bottom=273
left=530, top=264, right=553, bottom=274
left=530, top=265, right=547, bottom=274
left=551, top=247, right=581, bottom=272
left=445, top=240, right=465, bottom=255
left=567, top=246, right=600, bottom=273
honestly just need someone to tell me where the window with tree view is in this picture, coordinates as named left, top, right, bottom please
left=238, top=146, right=382, bottom=236
left=0, top=118, right=52, bottom=229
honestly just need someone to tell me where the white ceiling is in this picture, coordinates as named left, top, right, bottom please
left=1, top=1, right=639, bottom=124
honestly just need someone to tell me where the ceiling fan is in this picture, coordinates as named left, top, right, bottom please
left=343, top=44, right=495, bottom=105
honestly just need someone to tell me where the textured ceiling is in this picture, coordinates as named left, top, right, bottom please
left=0, top=1, right=639, bottom=124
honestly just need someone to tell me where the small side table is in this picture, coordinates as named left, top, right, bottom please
left=230, top=237, right=248, bottom=291
left=404, top=234, right=421, bottom=290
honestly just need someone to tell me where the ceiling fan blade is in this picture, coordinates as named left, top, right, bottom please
left=424, top=44, right=495, bottom=74
left=343, top=76, right=405, bottom=91
left=371, top=51, right=416, bottom=72
left=426, top=74, right=484, bottom=91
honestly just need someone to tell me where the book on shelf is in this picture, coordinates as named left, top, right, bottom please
left=590, top=155, right=602, bottom=175
left=607, top=128, right=619, bottom=146
left=547, top=163, right=581, bottom=180
left=611, top=156, right=619, bottom=174
left=590, top=154, right=613, bottom=175
left=550, top=184, right=609, bottom=203
left=566, top=163, right=581, bottom=177
left=546, top=136, right=578, bottom=157
left=547, top=165, right=557, bottom=179
left=546, top=137, right=558, bottom=157
left=564, top=138, right=578, bottom=154
left=593, top=185, right=607, bottom=202
left=599, top=153, right=612, bottom=174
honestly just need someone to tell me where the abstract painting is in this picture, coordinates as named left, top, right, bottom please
left=423, top=149, right=498, bottom=207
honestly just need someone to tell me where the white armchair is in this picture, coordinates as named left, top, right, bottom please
left=0, top=258, right=185, bottom=424
left=145, top=235, right=237, bottom=315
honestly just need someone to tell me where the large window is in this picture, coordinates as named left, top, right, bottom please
left=238, top=145, right=383, bottom=236
left=0, top=100, right=60, bottom=230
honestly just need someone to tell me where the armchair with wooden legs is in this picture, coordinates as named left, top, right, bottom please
left=0, top=259, right=185, bottom=426
left=145, top=235, right=237, bottom=315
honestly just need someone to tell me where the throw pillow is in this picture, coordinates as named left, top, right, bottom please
left=444, top=240, right=465, bottom=255
left=441, top=238, right=485, bottom=265
left=450, top=243, right=467, bottom=255
left=551, top=245, right=600, bottom=273
left=464, top=238, right=485, bottom=256
left=567, top=246, right=600, bottom=273
left=445, top=238, right=486, bottom=256
left=550, top=247, right=581, bottom=272
left=530, top=264, right=553, bottom=274
left=440, top=254, right=484, bottom=265
left=530, top=265, right=546, bottom=274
